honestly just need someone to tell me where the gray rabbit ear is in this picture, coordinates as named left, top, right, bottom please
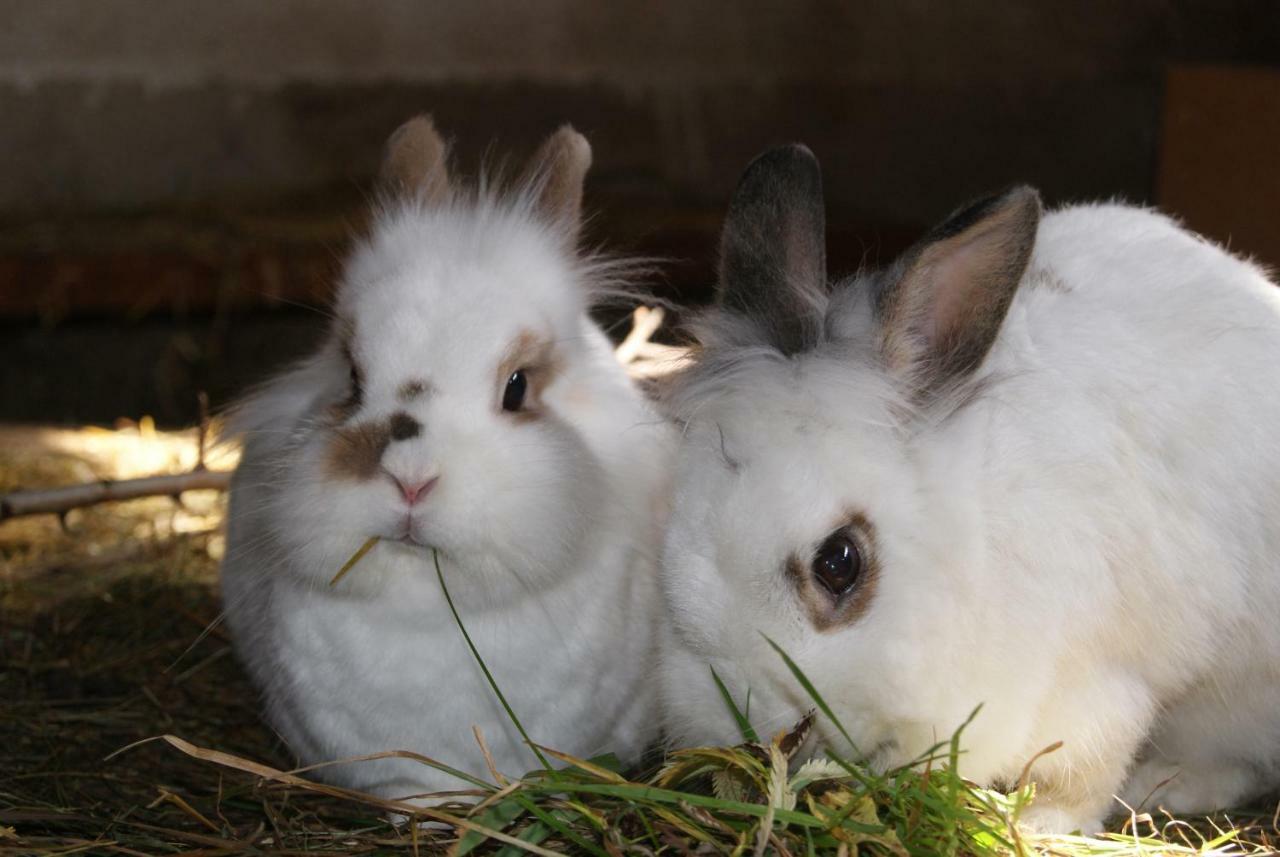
left=877, top=185, right=1041, bottom=392
left=379, top=115, right=451, bottom=203
left=718, top=144, right=828, bottom=356
left=523, top=125, right=592, bottom=241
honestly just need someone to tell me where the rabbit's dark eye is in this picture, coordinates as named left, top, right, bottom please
left=348, top=361, right=363, bottom=406
left=812, top=533, right=861, bottom=597
left=502, top=369, right=529, bottom=412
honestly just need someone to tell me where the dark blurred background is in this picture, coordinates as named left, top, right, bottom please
left=1, top=1, right=1277, bottom=426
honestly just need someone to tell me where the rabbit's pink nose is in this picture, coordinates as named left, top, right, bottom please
left=395, top=476, right=437, bottom=506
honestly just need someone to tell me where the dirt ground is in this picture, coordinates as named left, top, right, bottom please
left=4, top=423, right=1279, bottom=857
left=0, top=424, right=449, bottom=854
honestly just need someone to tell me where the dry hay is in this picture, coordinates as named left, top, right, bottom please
left=2, top=422, right=1279, bottom=857
left=0, top=423, right=446, bottom=854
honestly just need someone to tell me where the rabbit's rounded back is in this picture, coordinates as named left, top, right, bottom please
left=659, top=145, right=1280, bottom=831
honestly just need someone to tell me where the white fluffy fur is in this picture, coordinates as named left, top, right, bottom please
left=220, top=185, right=672, bottom=801
left=659, top=202, right=1280, bottom=832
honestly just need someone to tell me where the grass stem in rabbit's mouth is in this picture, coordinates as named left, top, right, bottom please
left=433, top=548, right=553, bottom=773
left=328, top=536, right=380, bottom=587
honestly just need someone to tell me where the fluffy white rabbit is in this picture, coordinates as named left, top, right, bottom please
left=658, top=144, right=1280, bottom=833
left=219, top=116, right=672, bottom=804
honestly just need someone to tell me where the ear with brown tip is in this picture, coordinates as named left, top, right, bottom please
left=379, top=115, right=450, bottom=203
left=524, top=125, right=592, bottom=240
left=877, top=185, right=1041, bottom=392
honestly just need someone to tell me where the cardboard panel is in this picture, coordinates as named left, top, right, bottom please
left=1158, top=65, right=1280, bottom=271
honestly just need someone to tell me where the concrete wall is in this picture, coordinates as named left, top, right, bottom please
left=2, top=1, right=1277, bottom=425
left=4, top=1, right=1277, bottom=223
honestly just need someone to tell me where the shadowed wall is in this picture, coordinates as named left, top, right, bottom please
left=1, top=1, right=1277, bottom=423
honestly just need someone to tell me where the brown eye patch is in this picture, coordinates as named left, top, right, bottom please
left=786, top=510, right=880, bottom=633
left=496, top=329, right=563, bottom=420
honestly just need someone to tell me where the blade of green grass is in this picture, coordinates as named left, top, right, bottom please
left=493, top=820, right=551, bottom=857
left=760, top=633, right=860, bottom=758
left=455, top=799, right=526, bottom=856
left=513, top=794, right=609, bottom=857
left=710, top=665, right=760, bottom=744
left=434, top=549, right=552, bottom=773
left=519, top=780, right=831, bottom=830
left=536, top=746, right=627, bottom=784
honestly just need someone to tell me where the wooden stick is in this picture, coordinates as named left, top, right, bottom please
left=195, top=390, right=211, bottom=471
left=0, top=469, right=232, bottom=522
left=617, top=305, right=693, bottom=379
left=614, top=305, right=666, bottom=364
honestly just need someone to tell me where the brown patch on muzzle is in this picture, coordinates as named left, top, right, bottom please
left=324, top=419, right=392, bottom=480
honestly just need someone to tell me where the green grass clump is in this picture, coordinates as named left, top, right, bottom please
left=271, top=545, right=1269, bottom=856
left=4, top=426, right=1277, bottom=856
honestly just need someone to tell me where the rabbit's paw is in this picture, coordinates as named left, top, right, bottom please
left=1121, top=758, right=1256, bottom=816
left=1015, top=804, right=1103, bottom=836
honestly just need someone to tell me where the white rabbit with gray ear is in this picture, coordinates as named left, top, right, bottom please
left=219, top=115, right=673, bottom=804
left=658, top=143, right=1280, bottom=833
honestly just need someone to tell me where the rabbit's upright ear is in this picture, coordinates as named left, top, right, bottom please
left=877, top=186, right=1041, bottom=392
left=718, top=145, right=827, bottom=356
left=379, top=115, right=450, bottom=203
left=524, top=125, right=592, bottom=241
